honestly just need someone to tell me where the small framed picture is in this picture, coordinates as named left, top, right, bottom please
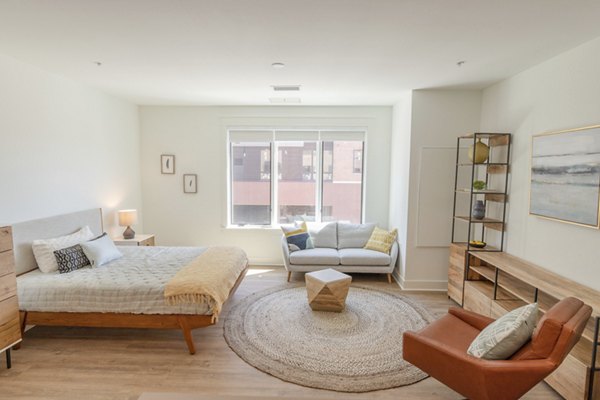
left=183, top=174, right=197, bottom=193
left=161, top=154, right=175, bottom=174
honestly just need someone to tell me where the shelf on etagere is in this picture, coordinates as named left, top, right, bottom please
left=455, top=216, right=504, bottom=224
left=459, top=132, right=511, bottom=138
left=454, top=216, right=505, bottom=231
left=452, top=242, right=500, bottom=253
left=459, top=133, right=511, bottom=146
left=455, top=190, right=507, bottom=203
left=456, top=189, right=505, bottom=194
left=457, top=162, right=509, bottom=166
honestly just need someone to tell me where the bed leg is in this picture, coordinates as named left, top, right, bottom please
left=20, top=312, right=28, bottom=335
left=178, top=317, right=196, bottom=355
left=387, top=273, right=393, bottom=284
left=287, top=271, right=291, bottom=282
left=13, top=312, right=28, bottom=350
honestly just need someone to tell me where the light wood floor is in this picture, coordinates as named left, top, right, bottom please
left=0, top=267, right=561, bottom=400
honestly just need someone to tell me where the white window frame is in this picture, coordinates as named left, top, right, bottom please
left=226, top=128, right=366, bottom=228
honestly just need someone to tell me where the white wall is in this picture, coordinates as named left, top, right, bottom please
left=391, top=90, right=482, bottom=290
left=388, top=92, right=413, bottom=281
left=0, top=54, right=142, bottom=234
left=480, top=36, right=600, bottom=291
left=139, top=106, right=392, bottom=264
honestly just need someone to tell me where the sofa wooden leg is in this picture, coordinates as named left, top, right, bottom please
left=387, top=273, right=393, bottom=284
left=287, top=271, right=291, bottom=282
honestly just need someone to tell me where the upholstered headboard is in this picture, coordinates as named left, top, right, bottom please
left=11, top=208, right=103, bottom=275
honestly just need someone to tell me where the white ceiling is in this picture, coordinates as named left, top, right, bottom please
left=1, top=0, right=600, bottom=105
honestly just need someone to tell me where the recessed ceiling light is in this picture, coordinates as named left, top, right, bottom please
left=457, top=60, right=466, bottom=67
left=269, top=97, right=301, bottom=104
left=271, top=62, right=285, bottom=69
left=93, top=61, right=102, bottom=66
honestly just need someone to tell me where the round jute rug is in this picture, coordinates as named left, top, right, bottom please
left=223, top=284, right=435, bottom=392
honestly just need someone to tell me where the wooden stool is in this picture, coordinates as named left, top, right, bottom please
left=305, top=268, right=352, bottom=312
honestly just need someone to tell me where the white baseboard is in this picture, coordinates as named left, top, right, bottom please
left=249, top=263, right=446, bottom=291
left=394, top=273, right=448, bottom=291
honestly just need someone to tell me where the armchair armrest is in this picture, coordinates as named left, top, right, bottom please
left=448, top=307, right=495, bottom=331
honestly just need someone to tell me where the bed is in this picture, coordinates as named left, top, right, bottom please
left=13, top=208, right=248, bottom=354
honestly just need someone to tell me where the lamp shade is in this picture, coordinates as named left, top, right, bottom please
left=118, top=209, right=138, bottom=227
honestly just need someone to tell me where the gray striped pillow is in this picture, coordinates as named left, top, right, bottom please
left=467, top=303, right=538, bottom=360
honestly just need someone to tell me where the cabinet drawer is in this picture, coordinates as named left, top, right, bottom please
left=0, top=296, right=21, bottom=351
left=140, top=237, right=155, bottom=246
left=0, top=227, right=12, bottom=253
left=449, top=252, right=465, bottom=268
left=448, top=262, right=464, bottom=305
left=546, top=353, right=600, bottom=400
left=463, top=281, right=492, bottom=316
left=0, top=250, right=14, bottom=277
left=0, top=273, right=16, bottom=302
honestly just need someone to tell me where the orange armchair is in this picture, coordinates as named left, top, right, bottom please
left=403, top=297, right=592, bottom=400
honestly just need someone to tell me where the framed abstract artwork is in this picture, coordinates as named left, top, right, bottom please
left=530, top=125, right=600, bottom=228
left=161, top=154, right=175, bottom=174
left=183, top=174, right=198, bottom=194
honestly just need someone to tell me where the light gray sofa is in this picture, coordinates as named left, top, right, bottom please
left=281, top=222, right=398, bottom=283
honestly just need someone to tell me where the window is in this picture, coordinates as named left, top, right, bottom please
left=278, top=141, right=317, bottom=223
left=353, top=149, right=362, bottom=173
left=230, top=142, right=271, bottom=225
left=322, top=141, right=364, bottom=223
left=228, top=130, right=365, bottom=226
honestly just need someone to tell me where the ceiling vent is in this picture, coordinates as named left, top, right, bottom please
left=272, top=85, right=301, bottom=91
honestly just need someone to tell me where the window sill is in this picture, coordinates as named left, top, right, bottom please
left=224, top=225, right=281, bottom=231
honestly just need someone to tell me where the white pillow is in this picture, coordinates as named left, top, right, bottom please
left=337, top=223, right=376, bottom=249
left=32, top=226, right=95, bottom=273
left=467, top=303, right=538, bottom=360
left=80, top=234, right=123, bottom=267
left=306, top=222, right=337, bottom=248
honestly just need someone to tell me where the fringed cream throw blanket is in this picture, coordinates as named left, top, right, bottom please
left=164, top=246, right=248, bottom=321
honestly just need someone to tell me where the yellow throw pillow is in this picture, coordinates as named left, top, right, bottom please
left=364, top=227, right=398, bottom=254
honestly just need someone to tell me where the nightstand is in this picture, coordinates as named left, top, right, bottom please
left=113, top=234, right=155, bottom=247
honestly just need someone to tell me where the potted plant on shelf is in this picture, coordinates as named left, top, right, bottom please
left=473, top=180, right=486, bottom=191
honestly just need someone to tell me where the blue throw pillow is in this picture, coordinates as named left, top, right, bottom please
left=281, top=222, right=314, bottom=252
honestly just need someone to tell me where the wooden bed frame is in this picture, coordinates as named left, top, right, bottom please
left=19, top=265, right=247, bottom=354
left=12, top=208, right=248, bottom=355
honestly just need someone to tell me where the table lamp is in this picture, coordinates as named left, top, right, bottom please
left=118, top=209, right=138, bottom=239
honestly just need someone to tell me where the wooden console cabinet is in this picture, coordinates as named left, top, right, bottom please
left=453, top=250, right=600, bottom=400
left=0, top=226, right=22, bottom=369
left=448, top=243, right=467, bottom=305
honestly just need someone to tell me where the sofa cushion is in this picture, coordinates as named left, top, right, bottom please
left=337, top=223, right=376, bottom=249
left=338, top=248, right=391, bottom=266
left=289, top=248, right=340, bottom=266
left=307, top=222, right=337, bottom=248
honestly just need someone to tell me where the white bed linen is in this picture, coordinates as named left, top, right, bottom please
left=17, top=246, right=215, bottom=315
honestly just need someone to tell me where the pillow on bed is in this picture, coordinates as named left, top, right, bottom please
left=54, top=244, right=90, bottom=274
left=80, top=233, right=123, bottom=267
left=32, top=226, right=95, bottom=273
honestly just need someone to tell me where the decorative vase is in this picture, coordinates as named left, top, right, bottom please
left=468, top=139, right=490, bottom=164
left=472, top=200, right=486, bottom=220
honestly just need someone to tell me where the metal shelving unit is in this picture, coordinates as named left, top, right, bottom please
left=451, top=132, right=512, bottom=253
